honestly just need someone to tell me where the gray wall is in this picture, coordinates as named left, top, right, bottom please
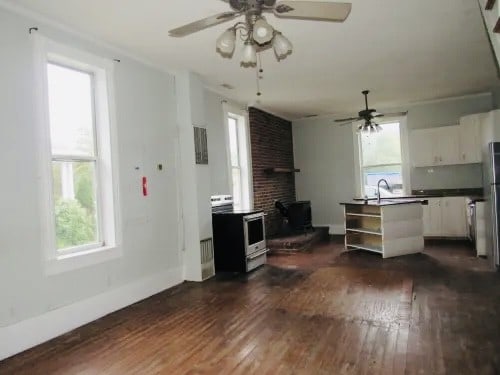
left=0, top=7, right=181, bottom=327
left=293, top=93, right=494, bottom=232
left=293, top=118, right=355, bottom=232
left=491, top=86, right=500, bottom=109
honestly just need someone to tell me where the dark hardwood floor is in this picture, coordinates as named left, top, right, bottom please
left=1, top=238, right=499, bottom=374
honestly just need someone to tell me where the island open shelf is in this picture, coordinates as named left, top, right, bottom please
left=341, top=201, right=424, bottom=258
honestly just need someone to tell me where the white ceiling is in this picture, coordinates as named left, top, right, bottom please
left=7, top=0, right=499, bottom=119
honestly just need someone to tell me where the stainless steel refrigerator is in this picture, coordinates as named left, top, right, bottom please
left=485, top=142, right=500, bottom=269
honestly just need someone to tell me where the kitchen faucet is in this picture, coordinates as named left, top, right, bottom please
left=377, top=179, right=391, bottom=203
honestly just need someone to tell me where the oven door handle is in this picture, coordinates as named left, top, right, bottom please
left=247, top=248, right=268, bottom=260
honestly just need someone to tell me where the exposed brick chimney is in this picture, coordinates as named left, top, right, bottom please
left=248, top=107, right=297, bottom=237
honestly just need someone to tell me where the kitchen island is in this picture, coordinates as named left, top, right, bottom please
left=340, top=200, right=425, bottom=258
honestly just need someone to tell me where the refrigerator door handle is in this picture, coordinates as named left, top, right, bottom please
left=492, top=185, right=500, bottom=267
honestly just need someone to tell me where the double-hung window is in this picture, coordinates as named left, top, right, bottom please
left=35, top=36, right=121, bottom=273
left=357, top=121, right=409, bottom=198
left=48, top=63, right=101, bottom=252
left=225, top=108, right=252, bottom=210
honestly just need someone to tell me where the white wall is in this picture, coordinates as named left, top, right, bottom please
left=293, top=93, right=494, bottom=233
left=479, top=0, right=500, bottom=69
left=205, top=90, right=231, bottom=196
left=0, top=7, right=183, bottom=358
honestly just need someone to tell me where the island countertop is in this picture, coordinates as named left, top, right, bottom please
left=340, top=199, right=428, bottom=206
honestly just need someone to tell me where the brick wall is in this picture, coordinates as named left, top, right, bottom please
left=249, top=107, right=296, bottom=237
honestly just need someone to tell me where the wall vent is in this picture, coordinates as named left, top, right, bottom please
left=200, top=237, right=215, bottom=280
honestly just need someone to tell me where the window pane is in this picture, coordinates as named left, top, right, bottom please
left=52, top=161, right=99, bottom=250
left=228, top=117, right=239, bottom=167
left=360, top=122, right=401, bottom=167
left=232, top=167, right=242, bottom=210
left=47, top=63, right=95, bottom=157
left=363, top=165, right=403, bottom=197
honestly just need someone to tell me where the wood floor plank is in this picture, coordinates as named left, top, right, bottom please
left=1, top=239, right=499, bottom=374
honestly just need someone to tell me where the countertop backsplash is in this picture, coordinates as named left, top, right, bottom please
left=411, top=164, right=483, bottom=190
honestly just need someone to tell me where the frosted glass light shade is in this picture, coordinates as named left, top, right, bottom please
left=253, top=19, right=274, bottom=45
left=273, top=33, right=293, bottom=59
left=216, top=29, right=236, bottom=56
left=241, top=43, right=257, bottom=66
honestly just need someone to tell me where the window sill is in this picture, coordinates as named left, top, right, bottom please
left=45, top=245, right=122, bottom=276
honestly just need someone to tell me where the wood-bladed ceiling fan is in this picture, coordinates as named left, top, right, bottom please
left=169, top=0, right=352, bottom=38
left=335, top=90, right=408, bottom=133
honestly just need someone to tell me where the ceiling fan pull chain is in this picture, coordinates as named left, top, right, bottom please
left=256, top=53, right=263, bottom=96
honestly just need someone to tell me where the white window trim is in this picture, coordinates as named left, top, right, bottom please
left=222, top=103, right=254, bottom=210
left=33, top=35, right=122, bottom=275
left=352, top=116, right=411, bottom=197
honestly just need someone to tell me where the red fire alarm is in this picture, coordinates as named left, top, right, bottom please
left=142, top=176, right=148, bottom=196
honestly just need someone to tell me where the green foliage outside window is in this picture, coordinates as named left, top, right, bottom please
left=55, top=198, right=96, bottom=249
left=53, top=161, right=97, bottom=250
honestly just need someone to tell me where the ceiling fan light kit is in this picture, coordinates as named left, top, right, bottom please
left=359, top=122, right=382, bottom=134
left=216, top=28, right=237, bottom=56
left=272, top=32, right=293, bottom=60
left=214, top=18, right=292, bottom=67
left=241, top=41, right=258, bottom=66
left=170, top=0, right=352, bottom=68
left=253, top=18, right=274, bottom=44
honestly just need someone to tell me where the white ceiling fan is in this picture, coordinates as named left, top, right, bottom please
left=169, top=0, right=352, bottom=67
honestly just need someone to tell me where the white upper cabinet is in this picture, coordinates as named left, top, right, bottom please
left=410, top=113, right=484, bottom=167
left=436, top=126, right=460, bottom=165
left=459, top=114, right=482, bottom=164
left=410, top=126, right=460, bottom=167
left=410, top=128, right=436, bottom=167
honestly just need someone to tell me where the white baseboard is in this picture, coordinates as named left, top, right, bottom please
left=0, top=267, right=183, bottom=361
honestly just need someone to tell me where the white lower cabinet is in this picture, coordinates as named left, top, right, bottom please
left=441, top=197, right=468, bottom=236
left=423, top=197, right=467, bottom=237
left=423, top=198, right=442, bottom=236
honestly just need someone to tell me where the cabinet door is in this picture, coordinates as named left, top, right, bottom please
left=410, top=129, right=436, bottom=167
left=441, top=197, right=467, bottom=237
left=423, top=198, right=442, bottom=236
left=459, top=115, right=481, bottom=164
left=435, top=126, right=460, bottom=165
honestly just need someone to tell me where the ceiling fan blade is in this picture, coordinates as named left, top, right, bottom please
left=169, top=12, right=239, bottom=37
left=335, top=117, right=361, bottom=123
left=274, top=1, right=352, bottom=22
left=375, top=111, right=408, bottom=118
